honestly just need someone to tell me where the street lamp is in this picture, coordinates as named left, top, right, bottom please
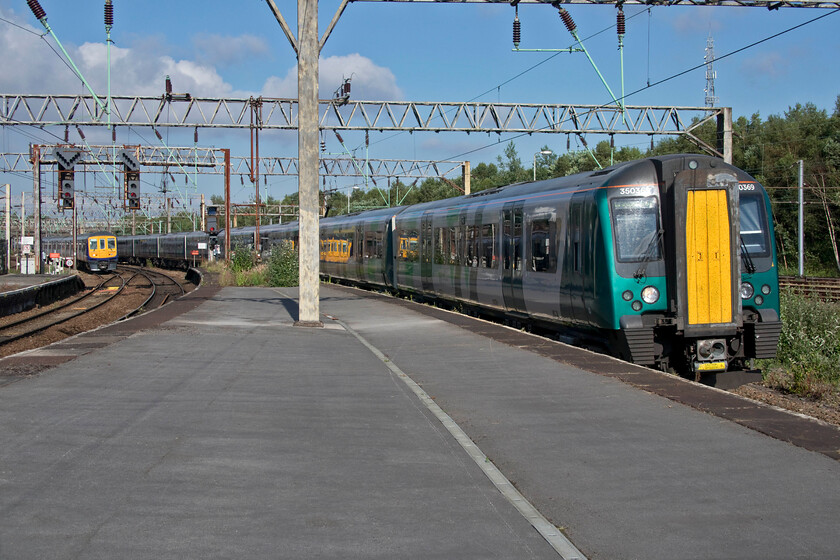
left=534, top=149, right=553, bottom=181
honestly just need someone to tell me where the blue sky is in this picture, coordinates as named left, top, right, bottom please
left=1, top=0, right=838, bottom=214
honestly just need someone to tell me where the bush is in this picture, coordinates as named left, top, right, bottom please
left=230, top=246, right=256, bottom=274
left=759, top=293, right=840, bottom=398
left=267, top=242, right=299, bottom=287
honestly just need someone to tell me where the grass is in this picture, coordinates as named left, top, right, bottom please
left=212, top=243, right=299, bottom=288
left=758, top=292, right=840, bottom=399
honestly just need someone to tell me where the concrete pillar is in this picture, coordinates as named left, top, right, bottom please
left=296, top=0, right=322, bottom=327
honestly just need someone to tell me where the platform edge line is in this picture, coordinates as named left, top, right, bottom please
left=331, top=316, right=586, bottom=560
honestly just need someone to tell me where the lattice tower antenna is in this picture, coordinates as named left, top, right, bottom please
left=704, top=34, right=719, bottom=108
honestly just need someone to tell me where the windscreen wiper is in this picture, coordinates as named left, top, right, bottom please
left=634, top=229, right=663, bottom=280
left=740, top=236, right=756, bottom=274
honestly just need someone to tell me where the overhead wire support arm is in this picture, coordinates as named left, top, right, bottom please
left=26, top=1, right=108, bottom=118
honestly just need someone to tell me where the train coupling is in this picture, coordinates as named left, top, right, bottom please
left=693, top=338, right=728, bottom=374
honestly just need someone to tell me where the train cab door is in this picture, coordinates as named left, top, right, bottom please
left=567, top=193, right=588, bottom=323
left=672, top=167, right=741, bottom=334
left=502, top=202, right=525, bottom=312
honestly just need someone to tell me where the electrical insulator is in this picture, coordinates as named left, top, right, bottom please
left=27, top=0, right=46, bottom=21
left=558, top=8, right=576, bottom=35
left=76, top=126, right=85, bottom=140
left=513, top=14, right=521, bottom=48
left=617, top=7, right=626, bottom=37
left=104, top=0, right=114, bottom=27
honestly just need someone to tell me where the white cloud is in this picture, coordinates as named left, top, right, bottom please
left=0, top=8, right=241, bottom=98
left=261, top=53, right=403, bottom=100
left=192, top=33, right=270, bottom=67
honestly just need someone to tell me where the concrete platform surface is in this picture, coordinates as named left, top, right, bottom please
left=1, top=284, right=839, bottom=559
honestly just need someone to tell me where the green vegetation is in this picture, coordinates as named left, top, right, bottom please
left=214, top=243, right=299, bottom=287
left=759, top=293, right=840, bottom=398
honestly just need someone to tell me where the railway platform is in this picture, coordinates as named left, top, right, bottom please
left=1, top=282, right=839, bottom=559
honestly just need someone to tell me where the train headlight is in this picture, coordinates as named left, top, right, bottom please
left=631, top=301, right=643, bottom=312
left=754, top=295, right=764, bottom=306
left=641, top=286, right=659, bottom=304
left=697, top=340, right=713, bottom=359
left=740, top=282, right=754, bottom=300
left=761, top=284, right=772, bottom=295
left=622, top=290, right=633, bottom=301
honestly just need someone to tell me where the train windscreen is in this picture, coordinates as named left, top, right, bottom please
left=739, top=194, right=770, bottom=258
left=611, top=197, right=661, bottom=262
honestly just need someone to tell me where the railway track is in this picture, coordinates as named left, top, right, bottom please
left=779, top=275, right=840, bottom=302
left=118, top=265, right=186, bottom=317
left=0, top=266, right=193, bottom=358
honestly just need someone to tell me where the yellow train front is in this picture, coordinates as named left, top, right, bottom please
left=43, top=232, right=117, bottom=273
left=73, top=232, right=118, bottom=272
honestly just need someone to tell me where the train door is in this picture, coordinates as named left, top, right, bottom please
left=384, top=216, right=396, bottom=288
left=420, top=212, right=434, bottom=293
left=672, top=168, right=740, bottom=333
left=354, top=224, right=363, bottom=279
left=502, top=202, right=525, bottom=312
left=567, top=193, right=588, bottom=323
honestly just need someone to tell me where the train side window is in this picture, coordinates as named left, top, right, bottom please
left=422, top=222, right=433, bottom=264
left=375, top=230, right=384, bottom=258
left=449, top=226, right=459, bottom=265
left=530, top=218, right=557, bottom=273
left=513, top=210, right=522, bottom=271
left=481, top=223, right=497, bottom=269
left=466, top=225, right=478, bottom=267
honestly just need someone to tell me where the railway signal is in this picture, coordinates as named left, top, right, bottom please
left=120, top=150, right=141, bottom=210
left=54, top=148, right=82, bottom=210
left=206, top=205, right=218, bottom=234
left=58, top=167, right=75, bottom=209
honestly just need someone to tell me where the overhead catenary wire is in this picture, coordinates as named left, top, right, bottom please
left=438, top=7, right=840, bottom=166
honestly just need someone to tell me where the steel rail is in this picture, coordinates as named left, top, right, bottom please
left=0, top=272, right=131, bottom=346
